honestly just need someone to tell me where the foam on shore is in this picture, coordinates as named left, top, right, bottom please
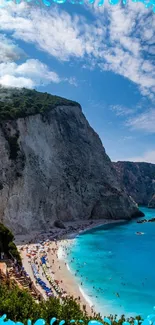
left=79, top=286, right=93, bottom=307
left=67, top=263, right=71, bottom=272
left=58, top=246, right=64, bottom=260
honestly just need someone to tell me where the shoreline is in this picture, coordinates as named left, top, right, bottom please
left=52, top=219, right=126, bottom=315
left=16, top=218, right=126, bottom=316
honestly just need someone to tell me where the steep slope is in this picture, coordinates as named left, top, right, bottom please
left=113, top=161, right=155, bottom=207
left=0, top=88, right=142, bottom=234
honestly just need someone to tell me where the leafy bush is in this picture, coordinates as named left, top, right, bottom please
left=0, top=223, right=21, bottom=265
left=7, top=134, right=20, bottom=160
left=0, top=282, right=40, bottom=323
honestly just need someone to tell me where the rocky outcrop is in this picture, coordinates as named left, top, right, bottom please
left=0, top=88, right=143, bottom=235
left=113, top=161, right=155, bottom=207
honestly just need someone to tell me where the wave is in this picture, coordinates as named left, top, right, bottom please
left=58, top=246, right=64, bottom=260
left=79, top=286, right=93, bottom=307
left=68, top=233, right=78, bottom=239
left=66, top=263, right=71, bottom=271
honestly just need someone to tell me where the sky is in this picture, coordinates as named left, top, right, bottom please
left=0, top=0, right=155, bottom=163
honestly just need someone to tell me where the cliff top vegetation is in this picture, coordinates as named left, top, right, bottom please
left=0, top=87, right=80, bottom=121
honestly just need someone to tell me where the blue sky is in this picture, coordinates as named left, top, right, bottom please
left=0, top=0, right=155, bottom=162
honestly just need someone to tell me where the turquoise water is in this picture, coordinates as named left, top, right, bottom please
left=67, top=207, right=155, bottom=318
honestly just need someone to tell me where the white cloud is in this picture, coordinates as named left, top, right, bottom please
left=0, top=59, right=63, bottom=88
left=87, top=1, right=155, bottom=100
left=111, top=105, right=135, bottom=116
left=126, top=150, right=155, bottom=164
left=0, top=75, right=34, bottom=88
left=0, top=34, right=25, bottom=62
left=0, top=3, right=88, bottom=60
left=16, top=59, right=61, bottom=83
left=126, top=109, right=155, bottom=133
left=121, top=136, right=134, bottom=141
left=0, top=1, right=154, bottom=98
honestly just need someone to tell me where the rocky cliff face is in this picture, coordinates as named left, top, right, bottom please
left=0, top=88, right=142, bottom=235
left=113, top=161, right=155, bottom=207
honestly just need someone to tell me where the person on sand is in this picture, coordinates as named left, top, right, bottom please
left=29, top=280, right=33, bottom=290
left=83, top=305, right=86, bottom=311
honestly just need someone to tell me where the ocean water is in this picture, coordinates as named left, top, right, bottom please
left=66, top=207, right=155, bottom=318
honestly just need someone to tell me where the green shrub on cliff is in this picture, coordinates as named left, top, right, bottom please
left=0, top=223, right=21, bottom=265
left=0, top=88, right=80, bottom=121
left=7, top=134, right=20, bottom=160
left=0, top=281, right=40, bottom=323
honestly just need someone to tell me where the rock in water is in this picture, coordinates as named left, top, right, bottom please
left=0, top=88, right=142, bottom=234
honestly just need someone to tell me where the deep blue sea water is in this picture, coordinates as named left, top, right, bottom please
left=66, top=207, right=155, bottom=318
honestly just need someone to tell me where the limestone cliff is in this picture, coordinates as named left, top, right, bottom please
left=113, top=161, right=155, bottom=207
left=0, top=88, right=142, bottom=234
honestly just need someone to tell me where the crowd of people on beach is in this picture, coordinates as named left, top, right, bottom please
left=16, top=220, right=102, bottom=313
left=20, top=240, right=69, bottom=298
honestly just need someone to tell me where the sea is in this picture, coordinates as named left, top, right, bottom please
left=64, top=207, right=155, bottom=319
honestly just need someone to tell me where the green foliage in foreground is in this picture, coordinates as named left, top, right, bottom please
left=0, top=223, right=21, bottom=265
left=0, top=280, right=142, bottom=325
left=0, top=87, right=80, bottom=121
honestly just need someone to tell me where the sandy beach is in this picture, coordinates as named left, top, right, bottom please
left=16, top=218, right=125, bottom=316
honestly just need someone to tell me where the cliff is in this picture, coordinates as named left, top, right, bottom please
left=113, top=161, right=155, bottom=207
left=0, top=87, right=142, bottom=235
